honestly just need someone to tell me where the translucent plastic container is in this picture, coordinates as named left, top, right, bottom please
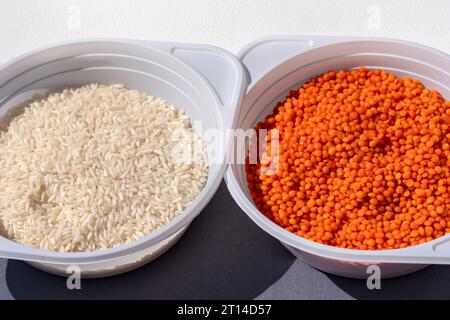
left=0, top=39, right=247, bottom=277
left=225, top=36, right=450, bottom=279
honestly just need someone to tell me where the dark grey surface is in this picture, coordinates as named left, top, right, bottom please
left=1, top=181, right=450, bottom=300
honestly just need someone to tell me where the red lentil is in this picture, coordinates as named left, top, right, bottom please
left=246, top=68, right=450, bottom=250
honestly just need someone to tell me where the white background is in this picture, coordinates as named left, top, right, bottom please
left=0, top=0, right=449, bottom=62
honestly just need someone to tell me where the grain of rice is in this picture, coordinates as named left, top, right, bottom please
left=0, top=84, right=208, bottom=252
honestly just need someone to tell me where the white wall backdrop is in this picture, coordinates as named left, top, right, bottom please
left=0, top=0, right=449, bottom=62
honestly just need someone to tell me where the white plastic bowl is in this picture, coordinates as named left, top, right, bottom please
left=0, top=39, right=247, bottom=277
left=226, top=36, right=450, bottom=279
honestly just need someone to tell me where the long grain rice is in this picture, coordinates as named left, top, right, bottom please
left=0, top=84, right=208, bottom=252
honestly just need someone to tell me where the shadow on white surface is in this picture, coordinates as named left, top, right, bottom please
left=327, top=265, right=450, bottom=300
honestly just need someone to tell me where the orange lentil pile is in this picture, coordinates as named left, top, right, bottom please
left=246, top=68, right=450, bottom=250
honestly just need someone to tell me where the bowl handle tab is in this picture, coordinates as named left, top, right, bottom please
left=0, top=235, right=45, bottom=261
left=143, top=41, right=249, bottom=130
left=378, top=236, right=450, bottom=264
left=237, top=35, right=354, bottom=90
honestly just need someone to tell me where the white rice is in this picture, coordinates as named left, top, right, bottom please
left=0, top=84, right=208, bottom=252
